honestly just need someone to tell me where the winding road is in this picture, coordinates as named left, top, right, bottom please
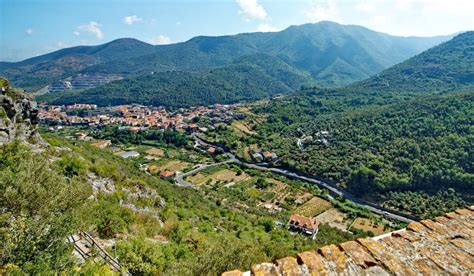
left=175, top=134, right=415, bottom=223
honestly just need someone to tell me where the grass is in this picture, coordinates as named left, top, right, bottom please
left=158, top=160, right=189, bottom=173
left=316, top=208, right=351, bottom=232
left=232, top=121, right=256, bottom=136
left=294, top=196, right=332, bottom=217
left=188, top=169, right=252, bottom=186
left=187, top=173, right=207, bottom=184
left=351, top=218, right=388, bottom=236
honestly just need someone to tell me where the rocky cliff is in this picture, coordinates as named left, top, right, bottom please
left=0, top=77, right=43, bottom=146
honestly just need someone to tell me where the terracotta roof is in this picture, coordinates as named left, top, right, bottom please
left=289, top=214, right=319, bottom=230
left=223, top=206, right=474, bottom=275
left=160, top=170, right=174, bottom=178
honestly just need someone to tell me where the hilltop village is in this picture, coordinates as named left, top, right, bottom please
left=39, top=103, right=241, bottom=131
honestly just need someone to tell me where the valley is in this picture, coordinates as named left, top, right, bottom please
left=1, top=6, right=473, bottom=274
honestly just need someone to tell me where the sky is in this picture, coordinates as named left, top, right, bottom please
left=1, top=0, right=473, bottom=62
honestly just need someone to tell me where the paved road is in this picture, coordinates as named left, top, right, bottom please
left=179, top=135, right=415, bottom=223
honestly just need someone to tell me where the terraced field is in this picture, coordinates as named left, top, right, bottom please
left=295, top=196, right=332, bottom=217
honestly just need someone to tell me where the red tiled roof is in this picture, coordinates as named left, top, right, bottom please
left=160, top=170, right=174, bottom=177
left=289, top=214, right=319, bottom=230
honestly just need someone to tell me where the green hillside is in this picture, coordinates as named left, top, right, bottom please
left=208, top=32, right=474, bottom=218
left=38, top=54, right=316, bottom=107
left=353, top=31, right=474, bottom=95
left=0, top=38, right=156, bottom=90
left=84, top=22, right=453, bottom=87
left=2, top=22, right=452, bottom=93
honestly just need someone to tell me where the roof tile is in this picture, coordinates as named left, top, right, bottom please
left=392, top=230, right=420, bottom=242
left=357, top=238, right=411, bottom=274
left=445, top=248, right=474, bottom=271
left=427, top=249, right=467, bottom=274
left=275, top=257, right=302, bottom=276
left=420, top=220, right=448, bottom=235
left=339, top=240, right=377, bottom=268
left=412, top=258, right=441, bottom=274
left=251, top=263, right=277, bottom=276
left=363, top=265, right=390, bottom=276
left=221, top=270, right=243, bottom=276
left=450, top=238, right=474, bottom=256
left=445, top=212, right=458, bottom=219
left=438, top=217, right=474, bottom=240
left=406, top=221, right=427, bottom=233
left=454, top=208, right=471, bottom=215
left=296, top=251, right=327, bottom=274
left=318, top=244, right=347, bottom=272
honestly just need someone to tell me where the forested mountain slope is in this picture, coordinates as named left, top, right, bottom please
left=227, top=32, right=474, bottom=218
left=84, top=21, right=453, bottom=87
left=0, top=38, right=156, bottom=90
left=353, top=31, right=474, bottom=94
left=2, top=21, right=452, bottom=92
left=38, top=54, right=316, bottom=107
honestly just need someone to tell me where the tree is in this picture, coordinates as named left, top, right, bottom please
left=347, top=166, right=377, bottom=196
left=255, top=178, right=270, bottom=189
left=93, top=196, right=133, bottom=238
left=0, top=142, right=90, bottom=273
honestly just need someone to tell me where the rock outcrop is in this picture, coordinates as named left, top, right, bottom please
left=0, top=77, right=43, bottom=146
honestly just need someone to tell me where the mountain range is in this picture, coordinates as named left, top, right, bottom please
left=40, top=29, right=472, bottom=108
left=353, top=31, right=474, bottom=95
left=1, top=21, right=456, bottom=106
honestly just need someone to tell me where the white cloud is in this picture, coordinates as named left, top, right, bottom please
left=176, top=21, right=182, bottom=26
left=371, top=15, right=388, bottom=27
left=304, top=0, right=342, bottom=23
left=236, top=0, right=268, bottom=21
left=150, top=35, right=171, bottom=45
left=256, top=24, right=279, bottom=32
left=344, top=0, right=474, bottom=36
left=355, top=1, right=375, bottom=13
left=124, top=15, right=142, bottom=25
left=420, top=0, right=474, bottom=16
left=25, top=28, right=33, bottom=35
left=74, top=21, right=104, bottom=40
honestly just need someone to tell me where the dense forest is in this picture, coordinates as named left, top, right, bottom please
left=38, top=54, right=315, bottom=107
left=208, top=32, right=474, bottom=218
left=353, top=31, right=474, bottom=95
left=261, top=93, right=471, bottom=201
left=207, top=92, right=472, bottom=218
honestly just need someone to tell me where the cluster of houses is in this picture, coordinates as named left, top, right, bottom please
left=39, top=103, right=242, bottom=132
left=297, top=130, right=331, bottom=150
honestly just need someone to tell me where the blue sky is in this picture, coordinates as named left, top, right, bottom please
left=1, top=0, right=473, bottom=62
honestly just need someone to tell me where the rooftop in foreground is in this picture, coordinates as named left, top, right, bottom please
left=223, top=206, right=474, bottom=275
